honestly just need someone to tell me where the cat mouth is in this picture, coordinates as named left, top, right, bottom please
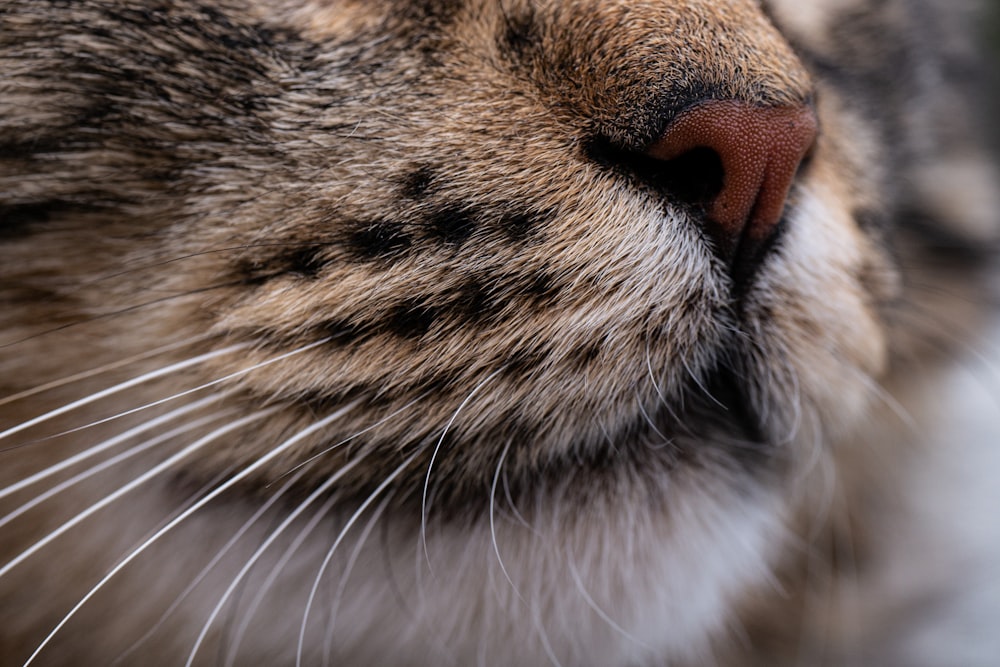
left=641, top=359, right=773, bottom=473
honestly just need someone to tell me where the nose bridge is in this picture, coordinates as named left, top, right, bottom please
left=527, top=0, right=814, bottom=145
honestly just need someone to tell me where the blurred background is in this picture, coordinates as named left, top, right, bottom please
left=987, top=1, right=1000, bottom=143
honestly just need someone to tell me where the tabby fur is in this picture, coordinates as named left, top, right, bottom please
left=1, top=0, right=998, bottom=665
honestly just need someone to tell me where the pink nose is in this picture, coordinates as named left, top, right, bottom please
left=647, top=101, right=818, bottom=266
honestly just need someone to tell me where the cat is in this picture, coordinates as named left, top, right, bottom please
left=1, top=0, right=998, bottom=665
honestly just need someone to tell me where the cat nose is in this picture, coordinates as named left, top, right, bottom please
left=647, top=100, right=818, bottom=278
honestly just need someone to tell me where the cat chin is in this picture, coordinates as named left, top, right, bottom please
left=156, top=454, right=789, bottom=666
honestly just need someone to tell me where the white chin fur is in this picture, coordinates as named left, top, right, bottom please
left=172, top=468, right=787, bottom=666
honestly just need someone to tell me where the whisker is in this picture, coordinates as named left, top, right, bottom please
left=2, top=409, right=275, bottom=583
left=596, top=418, right=620, bottom=455
left=837, top=362, right=920, bottom=435
left=321, top=494, right=393, bottom=667
left=5, top=337, right=332, bottom=451
left=0, top=393, right=228, bottom=501
left=0, top=410, right=229, bottom=530
left=566, top=555, right=650, bottom=650
left=297, top=449, right=421, bottom=667
left=779, top=362, right=803, bottom=446
left=222, top=489, right=343, bottom=666
left=489, top=439, right=525, bottom=603
left=421, top=369, right=503, bottom=571
left=184, top=451, right=368, bottom=667
left=268, top=393, right=425, bottom=486
left=644, top=339, right=685, bottom=429
left=680, top=354, right=726, bottom=410
left=0, top=279, right=252, bottom=349
left=888, top=305, right=1000, bottom=409
left=0, top=334, right=214, bottom=409
left=22, top=402, right=356, bottom=667
left=644, top=339, right=668, bottom=406
left=798, top=415, right=838, bottom=545
left=531, top=596, right=565, bottom=667
left=112, top=468, right=311, bottom=666
left=80, top=241, right=340, bottom=289
left=634, top=390, right=669, bottom=443
left=501, top=463, right=533, bottom=531
left=0, top=344, right=248, bottom=444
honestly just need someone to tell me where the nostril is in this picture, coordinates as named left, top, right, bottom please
left=647, top=100, right=818, bottom=279
left=653, top=146, right=725, bottom=208
left=583, top=140, right=727, bottom=212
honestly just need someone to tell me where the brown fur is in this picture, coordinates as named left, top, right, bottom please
left=1, top=0, right=997, bottom=665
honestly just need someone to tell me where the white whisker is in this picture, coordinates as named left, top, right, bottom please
left=0, top=393, right=227, bottom=501
left=489, top=440, right=525, bottom=602
left=680, top=354, right=725, bottom=410
left=222, top=489, right=343, bottom=667
left=566, top=555, right=650, bottom=650
left=297, top=449, right=420, bottom=667
left=24, top=337, right=334, bottom=445
left=421, top=369, right=503, bottom=570
left=0, top=410, right=228, bottom=530
left=845, top=363, right=920, bottom=434
left=531, top=597, right=565, bottom=667
left=0, top=344, right=247, bottom=443
left=321, top=494, right=392, bottom=667
left=644, top=339, right=668, bottom=405
left=780, top=363, right=803, bottom=446
left=634, top=390, right=669, bottom=443
left=185, top=450, right=368, bottom=667
left=3, top=409, right=273, bottom=583
left=0, top=335, right=213, bottom=409
left=23, top=402, right=356, bottom=667
left=112, top=468, right=310, bottom=666
left=270, top=393, right=424, bottom=485
left=501, top=464, right=535, bottom=533
left=644, top=340, right=683, bottom=427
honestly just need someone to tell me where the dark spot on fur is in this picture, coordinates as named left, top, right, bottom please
left=453, top=279, right=505, bottom=322
left=233, top=261, right=278, bottom=287
left=279, top=245, right=329, bottom=278
left=499, top=208, right=550, bottom=242
left=568, top=341, right=603, bottom=371
left=524, top=271, right=560, bottom=305
left=235, top=244, right=330, bottom=285
left=298, top=385, right=387, bottom=415
left=400, top=166, right=436, bottom=200
left=898, top=209, right=996, bottom=264
left=406, top=369, right=464, bottom=396
left=346, top=220, right=412, bottom=260
left=499, top=7, right=541, bottom=62
left=427, top=205, right=477, bottom=245
left=0, top=202, right=102, bottom=238
left=0, top=135, right=75, bottom=161
left=503, top=346, right=549, bottom=378
left=406, top=0, right=464, bottom=22
left=387, top=300, right=438, bottom=339
left=494, top=414, right=539, bottom=451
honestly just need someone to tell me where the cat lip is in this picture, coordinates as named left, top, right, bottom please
left=728, top=212, right=789, bottom=301
left=645, top=361, right=772, bottom=470
left=698, top=364, right=766, bottom=443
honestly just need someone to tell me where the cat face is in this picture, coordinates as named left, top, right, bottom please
left=1, top=0, right=996, bottom=664
left=6, top=0, right=874, bottom=489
